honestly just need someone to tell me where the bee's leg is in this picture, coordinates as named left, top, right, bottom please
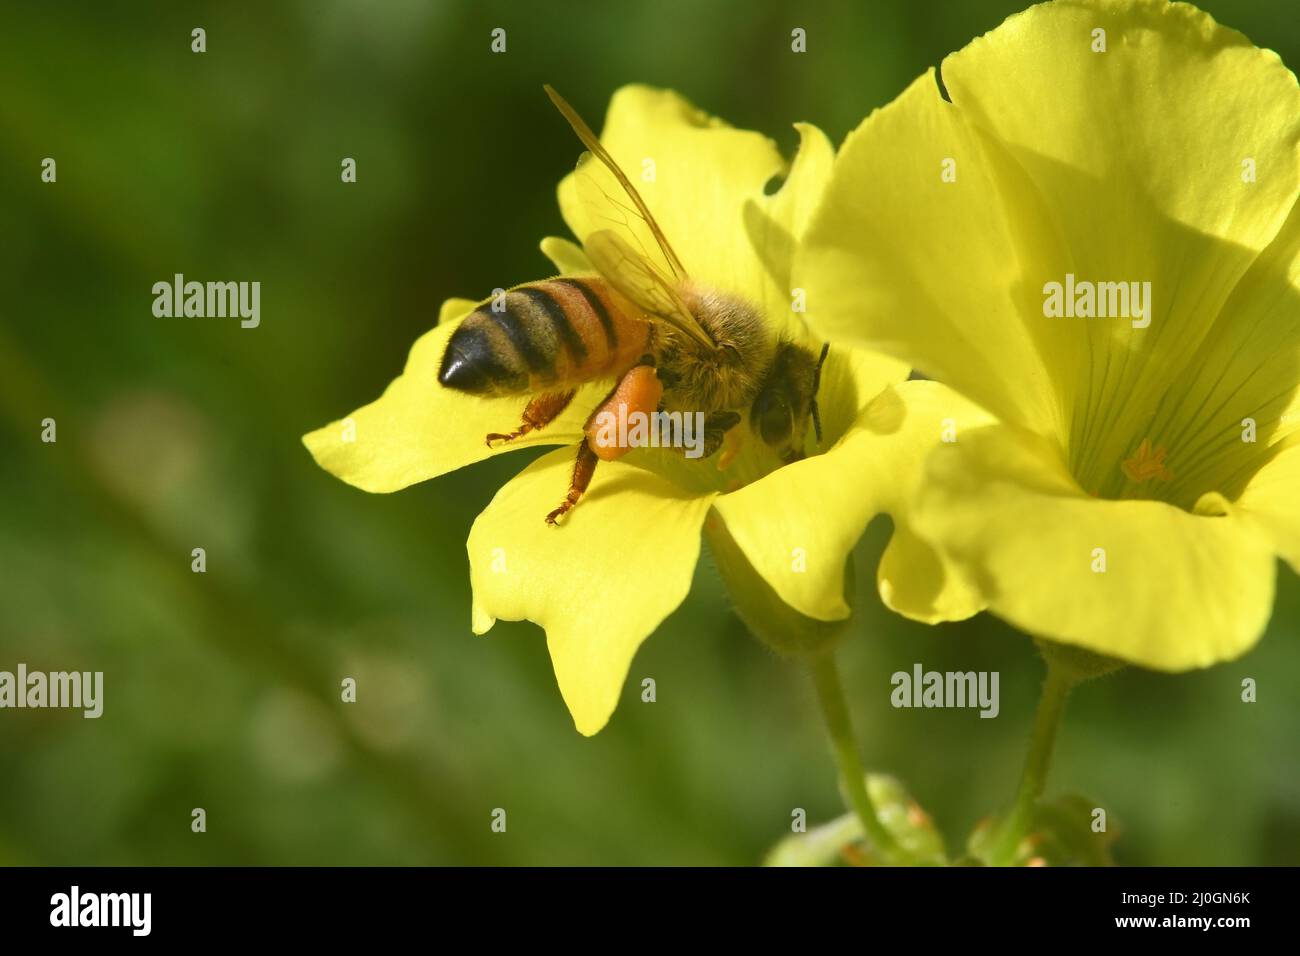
left=546, top=441, right=599, bottom=526
left=583, top=364, right=662, bottom=461
left=665, top=409, right=741, bottom=461
left=547, top=364, right=659, bottom=524
left=704, top=412, right=744, bottom=467
left=716, top=421, right=746, bottom=471
left=486, top=390, right=577, bottom=447
left=657, top=408, right=739, bottom=460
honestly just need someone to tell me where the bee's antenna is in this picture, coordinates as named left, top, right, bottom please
left=813, top=343, right=830, bottom=386
left=811, top=343, right=829, bottom=445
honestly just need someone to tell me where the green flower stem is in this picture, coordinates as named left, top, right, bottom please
left=808, top=650, right=902, bottom=863
left=988, top=659, right=1076, bottom=865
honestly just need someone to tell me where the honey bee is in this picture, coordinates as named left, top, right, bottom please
left=438, top=85, right=829, bottom=524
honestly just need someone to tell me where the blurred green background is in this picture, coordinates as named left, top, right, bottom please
left=1, top=0, right=1297, bottom=866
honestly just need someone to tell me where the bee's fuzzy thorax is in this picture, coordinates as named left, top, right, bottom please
left=658, top=285, right=775, bottom=413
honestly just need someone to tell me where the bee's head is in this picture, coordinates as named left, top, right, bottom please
left=750, top=341, right=830, bottom=463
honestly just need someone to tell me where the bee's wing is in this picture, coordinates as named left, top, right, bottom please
left=572, top=152, right=661, bottom=262
left=545, top=85, right=691, bottom=282
left=584, top=229, right=717, bottom=351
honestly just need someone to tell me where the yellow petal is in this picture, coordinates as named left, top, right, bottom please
left=803, top=0, right=1300, bottom=486
left=1156, top=197, right=1300, bottom=509
left=713, top=377, right=993, bottom=622
left=876, top=521, right=986, bottom=626
left=911, top=424, right=1278, bottom=669
left=555, top=85, right=833, bottom=338
left=437, top=297, right=479, bottom=323
left=468, top=448, right=715, bottom=735
left=1234, top=441, right=1300, bottom=573
left=539, top=235, right=593, bottom=275
left=750, top=122, right=839, bottom=342
left=801, top=70, right=1065, bottom=437
left=302, top=298, right=609, bottom=493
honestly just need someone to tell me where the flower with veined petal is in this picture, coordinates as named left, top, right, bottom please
left=801, top=0, right=1300, bottom=670
left=304, top=85, right=988, bottom=735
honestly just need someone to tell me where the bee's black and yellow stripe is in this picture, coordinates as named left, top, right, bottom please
left=438, top=278, right=651, bottom=396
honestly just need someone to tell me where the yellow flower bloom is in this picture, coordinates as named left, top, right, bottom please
left=304, top=85, right=986, bottom=735
left=802, top=0, right=1300, bottom=670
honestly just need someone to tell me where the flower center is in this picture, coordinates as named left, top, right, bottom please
left=1072, top=422, right=1284, bottom=511
left=1119, top=439, right=1173, bottom=484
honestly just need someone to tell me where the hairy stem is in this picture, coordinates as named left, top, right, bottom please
left=808, top=651, right=902, bottom=863
left=988, top=660, right=1075, bottom=865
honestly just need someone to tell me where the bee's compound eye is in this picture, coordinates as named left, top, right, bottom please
left=751, top=390, right=793, bottom=448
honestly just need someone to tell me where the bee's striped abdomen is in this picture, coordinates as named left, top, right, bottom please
left=438, top=277, right=651, bottom=396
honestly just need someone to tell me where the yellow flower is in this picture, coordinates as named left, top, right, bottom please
left=304, top=85, right=986, bottom=734
left=801, top=0, right=1300, bottom=670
